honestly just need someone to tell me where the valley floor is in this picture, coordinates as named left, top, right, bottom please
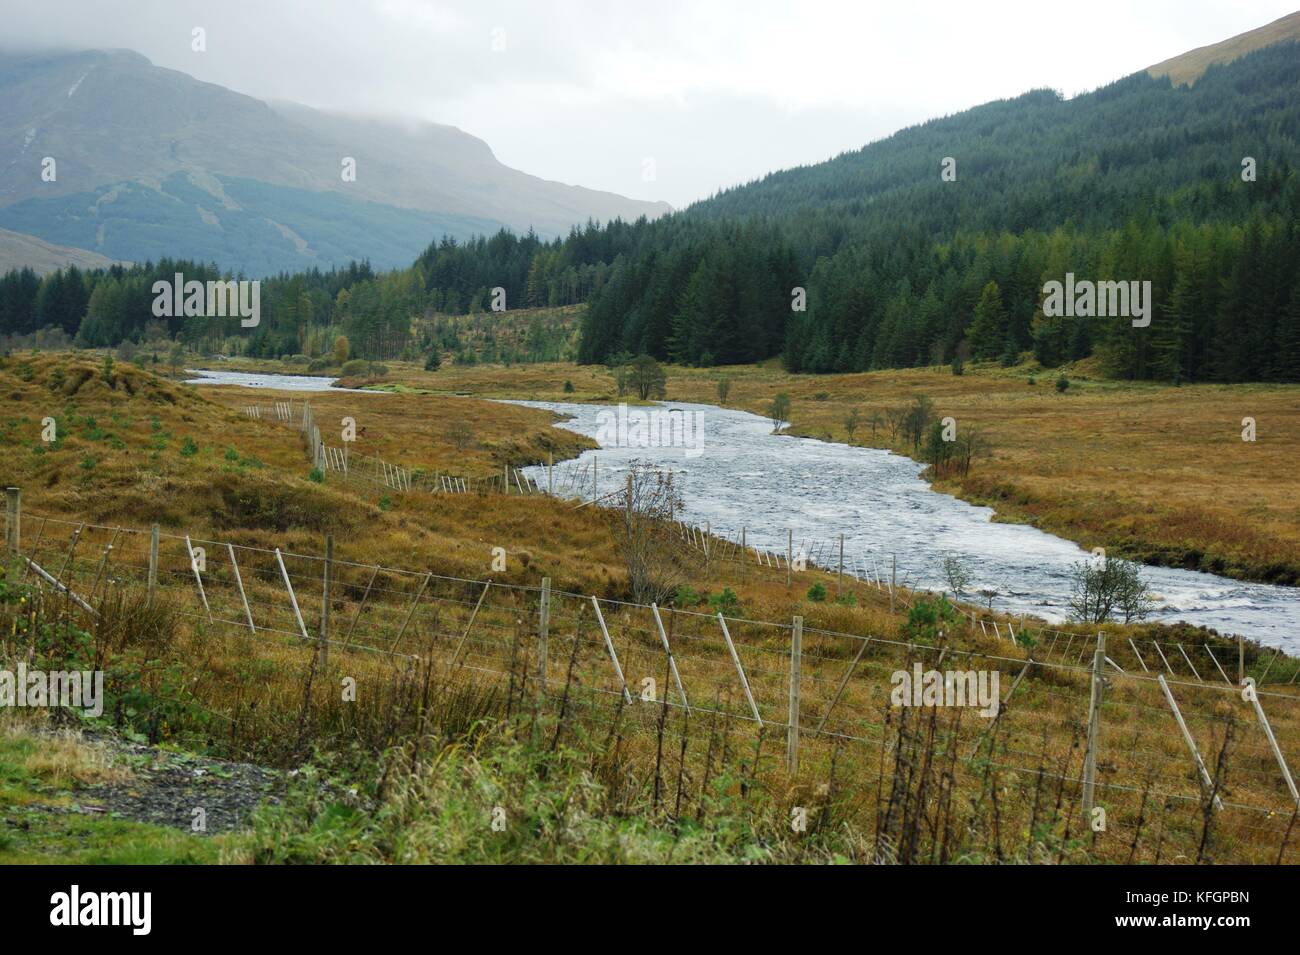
left=344, top=355, right=1300, bottom=587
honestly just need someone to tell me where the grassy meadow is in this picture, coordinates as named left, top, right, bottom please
left=0, top=346, right=1298, bottom=865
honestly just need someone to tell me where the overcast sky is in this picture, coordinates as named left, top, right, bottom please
left=4, top=0, right=1297, bottom=208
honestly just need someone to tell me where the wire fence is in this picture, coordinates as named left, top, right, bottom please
left=238, top=399, right=1296, bottom=695
left=7, top=504, right=1300, bottom=862
left=241, top=399, right=543, bottom=496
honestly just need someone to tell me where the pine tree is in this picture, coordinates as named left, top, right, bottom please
left=966, top=281, right=1007, bottom=361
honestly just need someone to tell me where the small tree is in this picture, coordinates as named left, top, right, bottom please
left=447, top=420, right=473, bottom=450
left=424, top=348, right=441, bottom=372
left=168, top=342, right=185, bottom=378
left=1068, top=555, right=1152, bottom=624
left=902, top=394, right=935, bottom=451
left=869, top=411, right=884, bottom=440
left=923, top=420, right=957, bottom=475
left=624, top=355, right=667, bottom=401
left=844, top=407, right=861, bottom=442
left=614, top=462, right=687, bottom=604
left=332, top=335, right=350, bottom=365
left=941, top=555, right=971, bottom=597
left=716, top=376, right=732, bottom=405
left=1056, top=376, right=1069, bottom=393
left=769, top=393, right=791, bottom=433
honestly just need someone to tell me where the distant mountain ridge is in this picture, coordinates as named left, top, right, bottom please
left=0, top=49, right=670, bottom=275
left=0, top=227, right=117, bottom=275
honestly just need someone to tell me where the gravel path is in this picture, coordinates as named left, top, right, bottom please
left=32, top=730, right=283, bottom=835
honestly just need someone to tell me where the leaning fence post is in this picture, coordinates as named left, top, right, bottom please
left=717, top=612, right=762, bottom=725
left=185, top=535, right=213, bottom=623
left=788, top=615, right=803, bottom=774
left=591, top=596, right=631, bottom=703
left=650, top=603, right=688, bottom=713
left=1205, top=645, right=1233, bottom=685
left=147, top=523, right=160, bottom=606
left=815, top=636, right=870, bottom=735
left=537, top=577, right=551, bottom=692
left=275, top=547, right=310, bottom=641
left=450, top=582, right=492, bottom=668
left=1082, top=633, right=1106, bottom=815
left=389, top=571, right=431, bottom=653
left=227, top=543, right=255, bottom=634
left=1127, top=637, right=1149, bottom=673
left=1246, top=684, right=1300, bottom=808
left=1158, top=674, right=1223, bottom=811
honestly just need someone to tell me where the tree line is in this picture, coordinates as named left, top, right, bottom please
left=2, top=41, right=1298, bottom=380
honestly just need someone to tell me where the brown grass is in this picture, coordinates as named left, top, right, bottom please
left=352, top=354, right=1300, bottom=585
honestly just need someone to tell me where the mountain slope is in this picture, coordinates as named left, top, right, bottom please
left=1147, top=10, right=1300, bottom=86
left=0, top=49, right=670, bottom=275
left=567, top=34, right=1300, bottom=382
left=0, top=227, right=116, bottom=275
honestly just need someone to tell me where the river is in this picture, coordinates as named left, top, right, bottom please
left=183, top=370, right=1300, bottom=648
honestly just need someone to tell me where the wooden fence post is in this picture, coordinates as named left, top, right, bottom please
left=1247, top=686, right=1300, bottom=808
left=389, top=572, right=431, bottom=653
left=590, top=596, right=632, bottom=703
left=1158, top=674, right=1223, bottom=811
left=650, top=603, right=688, bottom=713
left=890, top=555, right=897, bottom=614
left=1238, top=633, right=1245, bottom=684
left=837, top=533, right=843, bottom=597
left=538, top=577, right=551, bottom=692
left=320, top=535, right=333, bottom=670
left=450, top=582, right=491, bottom=667
left=147, top=523, right=159, bottom=606
left=786, top=528, right=792, bottom=588
left=186, top=535, right=212, bottom=624
left=4, top=486, right=20, bottom=561
left=227, top=543, right=255, bottom=634
left=275, top=547, right=310, bottom=642
left=717, top=612, right=762, bottom=725
left=788, top=615, right=803, bottom=774
left=1082, top=633, right=1106, bottom=815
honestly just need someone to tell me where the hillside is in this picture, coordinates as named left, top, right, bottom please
left=0, top=49, right=670, bottom=275
left=568, top=35, right=1300, bottom=382
left=0, top=226, right=116, bottom=275
left=1148, top=10, right=1300, bottom=86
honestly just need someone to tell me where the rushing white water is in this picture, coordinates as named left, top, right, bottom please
left=183, top=369, right=374, bottom=392
left=511, top=400, right=1300, bottom=650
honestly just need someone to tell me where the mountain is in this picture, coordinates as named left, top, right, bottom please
left=566, top=26, right=1300, bottom=381
left=0, top=49, right=670, bottom=276
left=0, top=226, right=116, bottom=275
left=1147, top=10, right=1300, bottom=86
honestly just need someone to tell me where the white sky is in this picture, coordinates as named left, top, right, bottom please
left=3, top=0, right=1297, bottom=208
